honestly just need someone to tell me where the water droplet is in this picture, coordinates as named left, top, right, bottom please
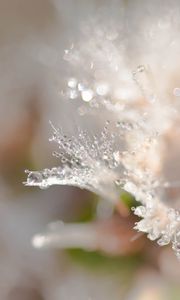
left=61, top=158, right=67, bottom=164
left=68, top=78, right=77, bottom=88
left=27, top=172, right=43, bottom=184
left=63, top=49, right=73, bottom=61
left=157, top=235, right=170, bottom=246
left=52, top=151, right=60, bottom=158
left=78, top=83, right=85, bottom=91
left=96, top=83, right=109, bottom=96
left=81, top=89, right=94, bottom=102
left=69, top=89, right=78, bottom=99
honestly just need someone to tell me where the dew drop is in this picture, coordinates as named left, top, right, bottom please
left=27, top=172, right=43, bottom=184
left=78, top=82, right=86, bottom=91
left=81, top=89, right=94, bottom=102
left=61, top=158, right=67, bottom=164
left=68, top=78, right=78, bottom=88
left=157, top=235, right=170, bottom=246
left=69, top=89, right=78, bottom=99
left=52, top=151, right=60, bottom=158
left=96, top=83, right=109, bottom=96
left=63, top=49, right=73, bottom=61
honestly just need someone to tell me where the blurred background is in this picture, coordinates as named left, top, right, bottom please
left=0, top=0, right=180, bottom=299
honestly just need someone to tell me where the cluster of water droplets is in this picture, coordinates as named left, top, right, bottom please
left=25, top=14, right=180, bottom=258
left=133, top=203, right=180, bottom=259
left=25, top=81, right=180, bottom=257
left=26, top=59, right=180, bottom=259
left=25, top=121, right=128, bottom=201
left=60, top=20, right=144, bottom=116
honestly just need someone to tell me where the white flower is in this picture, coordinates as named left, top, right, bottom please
left=25, top=3, right=180, bottom=259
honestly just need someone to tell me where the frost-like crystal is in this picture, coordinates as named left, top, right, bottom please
left=25, top=117, right=180, bottom=259
left=25, top=12, right=180, bottom=259
left=25, top=122, right=127, bottom=202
